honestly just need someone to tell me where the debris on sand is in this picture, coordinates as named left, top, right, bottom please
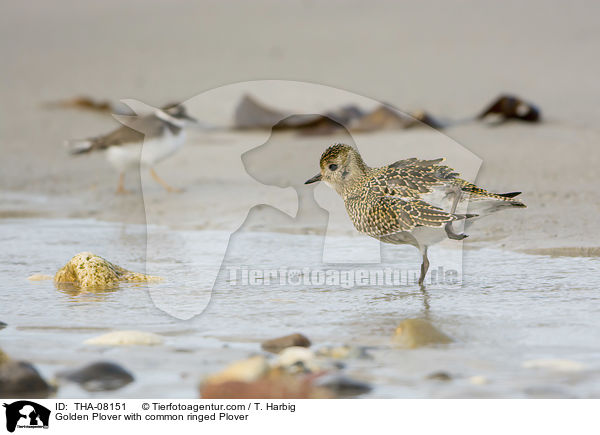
left=233, top=94, right=442, bottom=134
left=261, top=333, right=311, bottom=354
left=478, top=94, right=541, bottom=123
left=392, top=318, right=453, bottom=349
left=54, top=252, right=161, bottom=290
left=0, top=350, right=52, bottom=398
left=43, top=96, right=114, bottom=113
left=56, top=361, right=134, bottom=392
left=84, top=330, right=163, bottom=346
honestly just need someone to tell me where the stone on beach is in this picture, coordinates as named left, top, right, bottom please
left=468, top=375, right=489, bottom=385
left=54, top=252, right=161, bottom=289
left=392, top=318, right=453, bottom=349
left=261, top=333, right=311, bottom=353
left=204, top=355, right=270, bottom=384
left=56, top=361, right=134, bottom=392
left=0, top=350, right=52, bottom=398
left=314, top=374, right=372, bottom=397
left=275, top=347, right=321, bottom=373
left=315, top=345, right=371, bottom=360
left=84, top=330, right=164, bottom=346
left=200, top=354, right=333, bottom=399
left=200, top=377, right=332, bottom=399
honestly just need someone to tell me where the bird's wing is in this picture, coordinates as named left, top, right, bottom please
left=371, top=157, right=460, bottom=198
left=96, top=125, right=145, bottom=149
left=347, top=192, right=457, bottom=237
left=68, top=114, right=166, bottom=154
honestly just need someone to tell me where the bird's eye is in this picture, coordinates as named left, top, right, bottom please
left=328, top=164, right=338, bottom=171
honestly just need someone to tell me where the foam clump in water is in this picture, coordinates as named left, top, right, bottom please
left=54, top=252, right=161, bottom=289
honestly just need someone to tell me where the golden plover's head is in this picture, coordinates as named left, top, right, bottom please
left=305, top=143, right=367, bottom=194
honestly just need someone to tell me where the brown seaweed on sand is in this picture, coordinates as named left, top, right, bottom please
left=477, top=94, right=541, bottom=122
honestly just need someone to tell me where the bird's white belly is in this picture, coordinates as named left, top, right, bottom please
left=105, top=131, right=185, bottom=172
left=140, top=131, right=185, bottom=167
left=106, top=144, right=143, bottom=172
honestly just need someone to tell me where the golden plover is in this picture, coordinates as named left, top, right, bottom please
left=305, top=143, right=525, bottom=285
left=67, top=103, right=196, bottom=194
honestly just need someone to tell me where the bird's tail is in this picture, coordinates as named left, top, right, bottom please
left=497, top=192, right=526, bottom=208
left=65, top=139, right=95, bottom=155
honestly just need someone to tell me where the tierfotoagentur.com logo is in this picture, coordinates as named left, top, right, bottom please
left=3, top=401, right=50, bottom=433
left=227, top=266, right=459, bottom=288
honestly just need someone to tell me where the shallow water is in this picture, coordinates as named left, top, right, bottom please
left=1, top=218, right=600, bottom=398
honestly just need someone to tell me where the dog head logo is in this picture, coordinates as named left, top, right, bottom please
left=3, top=401, right=50, bottom=433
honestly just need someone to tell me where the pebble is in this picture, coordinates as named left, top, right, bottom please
left=315, top=345, right=371, bottom=360
left=392, top=318, right=453, bottom=349
left=56, top=361, right=134, bottom=392
left=200, top=377, right=331, bottom=399
left=84, top=330, right=163, bottom=346
left=261, top=333, right=311, bottom=353
left=276, top=347, right=320, bottom=373
left=522, top=359, right=585, bottom=372
left=314, top=374, right=372, bottom=397
left=54, top=252, right=161, bottom=289
left=468, top=375, right=489, bottom=385
left=0, top=351, right=52, bottom=398
left=204, top=355, right=270, bottom=384
left=426, top=371, right=453, bottom=381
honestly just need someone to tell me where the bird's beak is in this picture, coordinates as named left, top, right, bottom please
left=183, top=114, right=198, bottom=123
left=304, top=173, right=322, bottom=184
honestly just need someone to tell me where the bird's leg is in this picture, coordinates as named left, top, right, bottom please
left=116, top=173, right=130, bottom=194
left=418, top=247, right=430, bottom=286
left=150, top=168, right=182, bottom=193
left=445, top=189, right=469, bottom=239
left=445, top=221, right=468, bottom=240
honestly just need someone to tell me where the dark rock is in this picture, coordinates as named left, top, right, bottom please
left=56, top=361, right=134, bottom=392
left=261, top=333, right=311, bottom=353
left=0, top=357, right=52, bottom=398
left=315, top=374, right=372, bottom=397
left=0, top=321, right=6, bottom=331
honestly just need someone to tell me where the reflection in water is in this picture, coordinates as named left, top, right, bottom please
left=55, top=282, right=120, bottom=303
left=420, top=285, right=431, bottom=314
